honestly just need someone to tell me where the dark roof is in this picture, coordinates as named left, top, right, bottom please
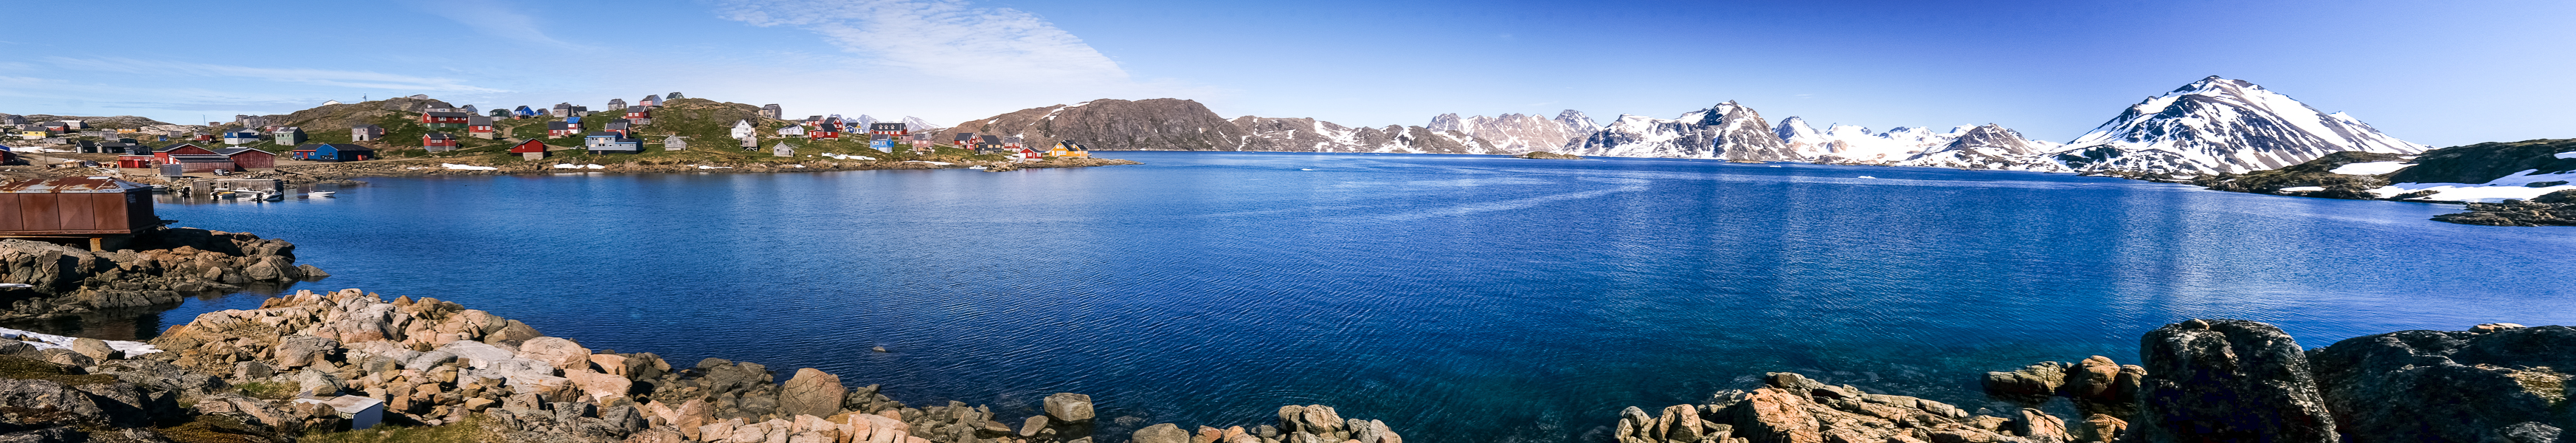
left=425, top=111, right=468, bottom=117
left=586, top=132, right=620, bottom=137
left=213, top=147, right=271, bottom=156
left=626, top=106, right=647, bottom=112
left=980, top=135, right=1001, bottom=144
left=466, top=116, right=494, bottom=125
left=353, top=124, right=382, bottom=130
left=548, top=122, right=572, bottom=130
left=155, top=143, right=206, bottom=152
left=423, top=133, right=454, bottom=140
left=955, top=133, right=977, bottom=141
left=171, top=154, right=234, bottom=162
left=293, top=143, right=327, bottom=151
left=319, top=144, right=373, bottom=153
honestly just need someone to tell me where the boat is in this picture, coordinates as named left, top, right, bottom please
left=259, top=191, right=283, bottom=202
left=308, top=191, right=336, bottom=198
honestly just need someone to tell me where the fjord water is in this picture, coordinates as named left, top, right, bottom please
left=151, top=152, right=2574, bottom=442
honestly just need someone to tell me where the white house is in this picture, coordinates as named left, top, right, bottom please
left=731, top=120, right=755, bottom=140
left=776, top=125, right=805, bottom=137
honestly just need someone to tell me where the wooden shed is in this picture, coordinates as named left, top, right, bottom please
left=0, top=178, right=157, bottom=251
left=170, top=154, right=238, bottom=173
left=214, top=147, right=277, bottom=170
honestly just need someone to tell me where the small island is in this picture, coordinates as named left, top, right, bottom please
left=1515, top=151, right=1582, bottom=159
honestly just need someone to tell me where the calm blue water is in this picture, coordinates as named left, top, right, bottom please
left=138, top=152, right=2575, bottom=442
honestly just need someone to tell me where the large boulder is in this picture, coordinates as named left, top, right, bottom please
left=1982, top=362, right=2067, bottom=404
left=1135, top=423, right=1190, bottom=443
left=271, top=335, right=340, bottom=368
left=1045, top=393, right=1094, bottom=422
left=2309, top=325, right=2576, bottom=442
left=515, top=337, right=592, bottom=370
left=778, top=368, right=845, bottom=418
left=2133, top=319, right=2336, bottom=443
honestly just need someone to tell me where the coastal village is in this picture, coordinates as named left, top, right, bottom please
left=0, top=94, right=1123, bottom=193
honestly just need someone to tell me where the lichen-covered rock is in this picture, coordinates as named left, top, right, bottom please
left=1046, top=392, right=1094, bottom=422
left=2309, top=325, right=2576, bottom=442
left=2134, top=319, right=2336, bottom=443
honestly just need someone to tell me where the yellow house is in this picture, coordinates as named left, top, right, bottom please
left=18, top=131, right=46, bottom=140
left=1048, top=140, right=1090, bottom=158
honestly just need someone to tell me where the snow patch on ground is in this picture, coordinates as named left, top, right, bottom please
left=1, top=327, right=159, bottom=355
left=441, top=163, right=497, bottom=171
left=822, top=153, right=874, bottom=160
left=2328, top=161, right=2410, bottom=175
left=2369, top=169, right=2576, bottom=202
left=2277, top=186, right=2327, bottom=192
left=2557, top=151, right=2576, bottom=159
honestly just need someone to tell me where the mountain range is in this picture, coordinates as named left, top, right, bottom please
left=932, top=76, right=2420, bottom=176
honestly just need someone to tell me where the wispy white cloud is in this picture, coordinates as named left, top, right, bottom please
left=408, top=0, right=586, bottom=49
left=46, top=58, right=506, bottom=92
left=719, top=0, right=1127, bottom=83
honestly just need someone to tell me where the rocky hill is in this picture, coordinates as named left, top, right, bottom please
left=941, top=99, right=1244, bottom=151
left=938, top=98, right=1500, bottom=154
left=0, top=114, right=177, bottom=129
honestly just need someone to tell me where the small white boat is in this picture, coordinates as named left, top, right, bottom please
left=308, top=191, right=336, bottom=198
left=260, top=191, right=283, bottom=202
left=0, top=283, right=32, bottom=289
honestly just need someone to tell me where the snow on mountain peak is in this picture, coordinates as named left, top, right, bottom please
left=2056, top=76, right=2426, bottom=174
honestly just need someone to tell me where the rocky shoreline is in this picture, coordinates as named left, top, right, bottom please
left=1, top=229, right=322, bottom=324
left=7, top=283, right=2570, bottom=443
left=6, top=230, right=2573, bottom=443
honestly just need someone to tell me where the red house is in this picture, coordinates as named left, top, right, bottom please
left=423, top=133, right=458, bottom=151
left=115, top=155, right=153, bottom=168
left=625, top=107, right=650, bottom=120
left=508, top=139, right=551, bottom=159
left=809, top=125, right=839, bottom=140
left=214, top=147, right=276, bottom=170
left=468, top=119, right=496, bottom=137
left=547, top=121, right=578, bottom=137
left=152, top=143, right=218, bottom=165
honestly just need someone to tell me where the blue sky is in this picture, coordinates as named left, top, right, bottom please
left=1, top=0, right=2568, bottom=146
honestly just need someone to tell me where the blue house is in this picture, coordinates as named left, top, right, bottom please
left=513, top=106, right=539, bottom=117
left=311, top=143, right=377, bottom=162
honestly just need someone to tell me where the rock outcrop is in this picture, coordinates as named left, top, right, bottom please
left=0, top=228, right=318, bottom=322
left=2431, top=190, right=2576, bottom=226
left=2309, top=323, right=2576, bottom=442
left=2133, top=319, right=2337, bottom=443
left=111, top=288, right=1412, bottom=443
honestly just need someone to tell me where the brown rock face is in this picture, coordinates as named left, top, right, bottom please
left=779, top=368, right=847, bottom=419
left=1734, top=388, right=1822, bottom=443
left=1981, top=362, right=2067, bottom=404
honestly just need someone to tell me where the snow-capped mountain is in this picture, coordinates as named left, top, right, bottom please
left=1901, top=124, right=2067, bottom=171
left=855, top=114, right=879, bottom=129
left=1777, top=118, right=1985, bottom=163
left=2051, top=75, right=2425, bottom=174
left=1564, top=101, right=1793, bottom=160
left=901, top=116, right=942, bottom=132
left=1775, top=117, right=2066, bottom=171
left=1426, top=110, right=1599, bottom=154
left=1237, top=116, right=1500, bottom=154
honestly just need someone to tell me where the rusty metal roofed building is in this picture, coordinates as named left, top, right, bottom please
left=0, top=177, right=159, bottom=251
